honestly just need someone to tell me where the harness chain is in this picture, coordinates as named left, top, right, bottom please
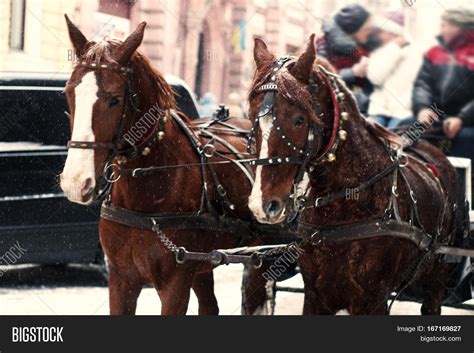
left=67, top=60, right=473, bottom=271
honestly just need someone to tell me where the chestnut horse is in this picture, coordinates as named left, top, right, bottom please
left=247, top=35, right=467, bottom=315
left=60, top=17, right=274, bottom=315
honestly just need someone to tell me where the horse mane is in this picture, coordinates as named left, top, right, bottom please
left=82, top=39, right=176, bottom=111
left=313, top=57, right=403, bottom=148
left=249, top=54, right=402, bottom=148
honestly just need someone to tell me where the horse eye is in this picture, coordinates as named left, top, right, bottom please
left=109, top=96, right=120, bottom=107
left=294, top=115, right=305, bottom=127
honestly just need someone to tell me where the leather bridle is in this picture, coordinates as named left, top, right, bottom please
left=247, top=56, right=347, bottom=221
left=66, top=61, right=167, bottom=200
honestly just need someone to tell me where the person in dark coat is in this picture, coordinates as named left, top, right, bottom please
left=411, top=8, right=474, bottom=305
left=412, top=7, right=474, bottom=160
left=316, top=4, right=379, bottom=114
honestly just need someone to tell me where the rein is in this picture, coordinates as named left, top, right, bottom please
left=67, top=61, right=165, bottom=156
left=247, top=57, right=349, bottom=221
left=64, top=57, right=473, bottom=274
left=66, top=61, right=167, bottom=200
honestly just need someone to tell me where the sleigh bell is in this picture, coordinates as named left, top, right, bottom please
left=142, top=147, right=151, bottom=156
left=117, top=155, right=128, bottom=165
left=338, top=130, right=348, bottom=141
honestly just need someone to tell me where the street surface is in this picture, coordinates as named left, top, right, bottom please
left=0, top=264, right=472, bottom=315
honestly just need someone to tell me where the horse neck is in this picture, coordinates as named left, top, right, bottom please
left=110, top=69, right=203, bottom=213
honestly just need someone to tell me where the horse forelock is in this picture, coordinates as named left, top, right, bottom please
left=80, top=39, right=176, bottom=111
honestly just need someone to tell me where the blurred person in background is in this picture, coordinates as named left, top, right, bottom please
left=198, top=92, right=218, bottom=118
left=367, top=12, right=422, bottom=128
left=412, top=7, right=474, bottom=160
left=316, top=4, right=380, bottom=114
left=226, top=92, right=247, bottom=119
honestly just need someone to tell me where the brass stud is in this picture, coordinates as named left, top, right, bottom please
left=338, top=130, right=348, bottom=141
left=341, top=112, right=349, bottom=121
left=158, top=131, right=165, bottom=141
left=142, top=147, right=151, bottom=156
left=327, top=153, right=336, bottom=162
left=117, top=156, right=127, bottom=165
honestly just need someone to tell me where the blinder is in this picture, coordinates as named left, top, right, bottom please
left=66, top=61, right=167, bottom=202
left=248, top=56, right=349, bottom=222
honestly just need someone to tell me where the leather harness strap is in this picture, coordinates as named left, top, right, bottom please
left=308, top=159, right=401, bottom=208
left=100, top=203, right=294, bottom=243
left=66, top=58, right=473, bottom=268
left=101, top=202, right=474, bottom=258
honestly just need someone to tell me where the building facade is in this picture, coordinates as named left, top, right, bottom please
left=0, top=0, right=457, bottom=104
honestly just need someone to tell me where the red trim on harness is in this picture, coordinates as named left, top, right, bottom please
left=317, top=73, right=340, bottom=159
left=426, top=163, right=441, bottom=178
left=135, top=118, right=161, bottom=148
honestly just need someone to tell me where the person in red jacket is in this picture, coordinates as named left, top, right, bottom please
left=412, top=7, right=474, bottom=160
left=316, top=4, right=379, bottom=114
left=411, top=8, right=474, bottom=305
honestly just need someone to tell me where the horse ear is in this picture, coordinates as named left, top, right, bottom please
left=290, top=34, right=316, bottom=83
left=64, top=14, right=88, bottom=57
left=114, top=22, right=147, bottom=65
left=254, top=37, right=275, bottom=70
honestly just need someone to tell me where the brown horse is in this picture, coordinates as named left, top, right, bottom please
left=60, top=16, right=273, bottom=315
left=247, top=35, right=466, bottom=315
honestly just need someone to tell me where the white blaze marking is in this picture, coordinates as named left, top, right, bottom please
left=295, top=172, right=311, bottom=198
left=60, top=72, right=98, bottom=204
left=248, top=114, right=273, bottom=222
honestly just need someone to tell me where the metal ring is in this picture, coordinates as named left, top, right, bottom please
left=203, top=144, right=216, bottom=158
left=103, top=163, right=121, bottom=183
left=217, top=185, right=227, bottom=197
left=314, top=197, right=323, bottom=207
left=399, top=154, right=409, bottom=168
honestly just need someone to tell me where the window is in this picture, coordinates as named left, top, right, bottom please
left=9, top=0, right=26, bottom=50
left=0, top=88, right=70, bottom=146
left=98, top=0, right=133, bottom=19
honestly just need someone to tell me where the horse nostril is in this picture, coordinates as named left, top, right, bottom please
left=264, top=199, right=283, bottom=219
left=81, top=178, right=94, bottom=196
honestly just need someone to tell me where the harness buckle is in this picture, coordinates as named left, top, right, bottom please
left=391, top=185, right=399, bottom=197
left=250, top=253, right=263, bottom=269
left=175, top=247, right=187, bottom=264
left=310, top=231, right=322, bottom=246
left=132, top=168, right=140, bottom=178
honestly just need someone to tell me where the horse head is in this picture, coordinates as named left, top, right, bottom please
left=247, top=35, right=344, bottom=224
left=60, top=16, right=174, bottom=205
